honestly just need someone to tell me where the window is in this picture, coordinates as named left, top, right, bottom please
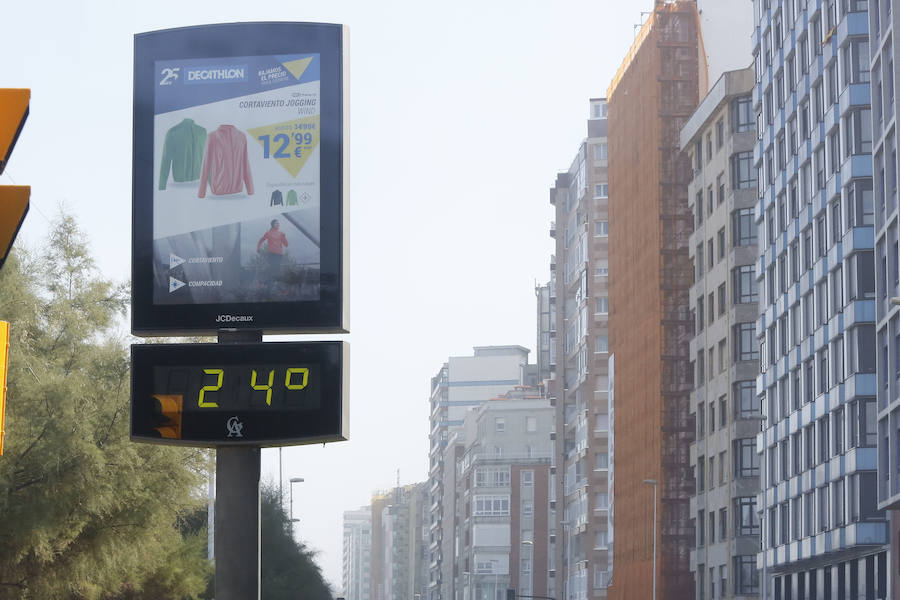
left=805, top=423, right=816, bottom=470
left=698, top=509, right=706, bottom=547
left=734, top=323, right=758, bottom=361
left=733, top=95, right=753, bottom=132
left=522, top=500, right=534, bottom=516
left=596, top=336, right=608, bottom=353
left=717, top=119, right=725, bottom=148
left=697, top=297, right=705, bottom=332
left=842, top=38, right=870, bottom=85
left=595, top=453, right=608, bottom=470
left=718, top=174, right=725, bottom=205
left=718, top=228, right=726, bottom=261
left=594, top=183, right=608, bottom=198
left=698, top=403, right=706, bottom=438
left=596, top=296, right=609, bottom=314
left=735, top=496, right=759, bottom=535
left=719, top=450, right=726, bottom=485
left=734, top=381, right=759, bottom=418
left=473, top=495, right=510, bottom=516
left=595, top=221, right=608, bottom=236
left=526, top=416, right=537, bottom=433
left=733, top=265, right=758, bottom=304
left=818, top=486, right=830, bottom=532
left=818, top=417, right=830, bottom=463
left=495, top=417, right=505, bottom=433
left=734, top=556, right=759, bottom=594
left=733, top=208, right=757, bottom=246
left=734, top=438, right=759, bottom=477
left=475, top=467, right=511, bottom=487
left=521, top=470, right=534, bottom=486
left=844, top=109, right=873, bottom=156
left=732, top=152, right=755, bottom=189
left=718, top=283, right=726, bottom=316
left=848, top=398, right=877, bottom=447
left=594, top=142, right=607, bottom=161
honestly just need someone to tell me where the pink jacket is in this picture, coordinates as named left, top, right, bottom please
left=198, top=125, right=254, bottom=197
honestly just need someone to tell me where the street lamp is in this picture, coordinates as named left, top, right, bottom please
left=521, top=540, right=534, bottom=599
left=289, top=477, right=304, bottom=537
left=642, top=479, right=657, bottom=600
left=559, top=520, right=572, bottom=600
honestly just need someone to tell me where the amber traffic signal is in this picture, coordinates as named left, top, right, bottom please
left=0, top=88, right=30, bottom=271
left=0, top=321, right=8, bottom=455
left=151, top=394, right=183, bottom=439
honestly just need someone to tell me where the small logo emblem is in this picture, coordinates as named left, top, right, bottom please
left=169, top=253, right=185, bottom=269
left=160, top=67, right=180, bottom=85
left=169, top=276, right=186, bottom=293
left=226, top=416, right=244, bottom=438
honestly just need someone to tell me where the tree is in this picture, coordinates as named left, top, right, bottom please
left=260, top=483, right=331, bottom=600
left=0, top=214, right=210, bottom=599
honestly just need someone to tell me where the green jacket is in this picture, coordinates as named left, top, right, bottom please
left=159, top=119, right=207, bottom=190
left=286, top=189, right=299, bottom=206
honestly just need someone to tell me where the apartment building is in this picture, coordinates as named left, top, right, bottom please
left=683, top=66, right=762, bottom=600
left=606, top=3, right=700, bottom=599
left=872, top=1, right=900, bottom=599
left=448, top=389, right=553, bottom=600
left=343, top=507, right=373, bottom=600
left=427, top=346, right=531, bottom=600
left=548, top=96, right=611, bottom=600
left=752, top=0, right=888, bottom=597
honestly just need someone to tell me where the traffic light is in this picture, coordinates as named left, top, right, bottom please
left=0, top=88, right=30, bottom=271
left=151, top=394, right=183, bottom=439
left=0, top=321, right=8, bottom=455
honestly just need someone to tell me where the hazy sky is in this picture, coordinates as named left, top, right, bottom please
left=1, top=0, right=646, bottom=588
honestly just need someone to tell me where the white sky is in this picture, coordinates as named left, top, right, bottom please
left=1, top=0, right=646, bottom=590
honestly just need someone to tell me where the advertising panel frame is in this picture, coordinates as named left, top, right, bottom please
left=132, top=22, right=349, bottom=336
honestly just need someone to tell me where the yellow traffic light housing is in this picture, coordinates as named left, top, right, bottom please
left=151, top=394, right=183, bottom=439
left=0, top=89, right=30, bottom=271
left=0, top=321, right=9, bottom=455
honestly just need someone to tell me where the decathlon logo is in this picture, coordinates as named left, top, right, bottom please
left=185, top=66, right=247, bottom=84
left=159, top=67, right=180, bottom=86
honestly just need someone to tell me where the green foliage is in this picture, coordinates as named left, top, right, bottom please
left=0, top=214, right=210, bottom=599
left=260, top=484, right=331, bottom=600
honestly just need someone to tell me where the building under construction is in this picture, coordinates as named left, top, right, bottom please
left=606, top=2, right=701, bottom=599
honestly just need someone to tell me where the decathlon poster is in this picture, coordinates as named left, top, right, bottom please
left=152, top=53, right=322, bottom=306
left=132, top=23, right=348, bottom=336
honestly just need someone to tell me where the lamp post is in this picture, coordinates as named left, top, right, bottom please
left=289, top=477, right=304, bottom=538
left=521, top=540, right=534, bottom=599
left=559, top=520, right=571, bottom=600
left=642, top=479, right=657, bottom=600
left=758, top=507, right=766, bottom=600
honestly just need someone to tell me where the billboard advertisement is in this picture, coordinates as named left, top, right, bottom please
left=132, top=23, right=348, bottom=335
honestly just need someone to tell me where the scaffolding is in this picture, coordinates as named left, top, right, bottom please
left=607, top=2, right=699, bottom=599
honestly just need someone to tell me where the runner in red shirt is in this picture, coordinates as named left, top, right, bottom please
left=257, top=219, right=288, bottom=279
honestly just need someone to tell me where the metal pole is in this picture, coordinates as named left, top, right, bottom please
left=215, top=446, right=261, bottom=600
left=651, top=484, right=657, bottom=600
left=279, top=446, right=283, bottom=511
left=642, top=479, right=657, bottom=600
left=215, top=328, right=262, bottom=600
